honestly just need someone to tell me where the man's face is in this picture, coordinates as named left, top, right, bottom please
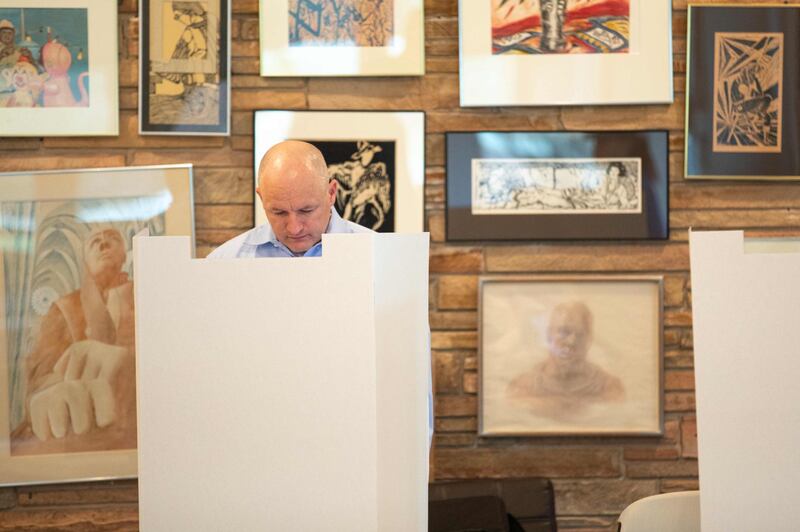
left=83, top=228, right=126, bottom=278
left=0, top=29, right=14, bottom=46
left=546, top=307, right=591, bottom=363
left=259, top=174, right=336, bottom=255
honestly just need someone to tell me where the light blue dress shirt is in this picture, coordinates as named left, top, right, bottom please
left=208, top=208, right=434, bottom=450
left=207, top=207, right=370, bottom=259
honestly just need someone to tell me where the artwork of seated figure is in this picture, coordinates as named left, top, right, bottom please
left=10, top=227, right=137, bottom=455
left=507, top=301, right=624, bottom=419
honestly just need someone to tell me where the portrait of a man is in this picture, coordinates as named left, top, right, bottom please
left=507, top=301, right=624, bottom=419
left=479, top=278, right=661, bottom=435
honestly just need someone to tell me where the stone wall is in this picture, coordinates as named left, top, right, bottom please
left=1, top=0, right=796, bottom=530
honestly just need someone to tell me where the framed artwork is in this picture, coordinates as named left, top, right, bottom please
left=258, top=0, right=424, bottom=76
left=253, top=110, right=425, bottom=233
left=685, top=5, right=800, bottom=179
left=0, top=165, right=194, bottom=486
left=479, top=276, right=663, bottom=436
left=446, top=130, right=669, bottom=241
left=0, top=0, right=118, bottom=136
left=459, top=0, right=673, bottom=106
left=140, top=0, right=230, bottom=135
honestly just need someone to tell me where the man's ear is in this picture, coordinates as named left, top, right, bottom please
left=327, top=179, right=337, bottom=206
left=255, top=186, right=263, bottom=203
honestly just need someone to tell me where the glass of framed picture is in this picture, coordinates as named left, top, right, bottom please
left=253, top=110, right=425, bottom=233
left=446, top=130, right=669, bottom=241
left=0, top=165, right=194, bottom=486
left=258, top=0, right=424, bottom=76
left=685, top=5, right=800, bottom=179
left=460, top=0, right=673, bottom=106
left=140, top=0, right=231, bottom=135
left=0, top=0, right=118, bottom=136
left=479, top=275, right=663, bottom=436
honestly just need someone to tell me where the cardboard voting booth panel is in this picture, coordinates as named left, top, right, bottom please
left=690, top=231, right=800, bottom=532
left=133, top=233, right=429, bottom=531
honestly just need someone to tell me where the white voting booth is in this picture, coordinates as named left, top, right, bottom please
left=133, top=233, right=430, bottom=531
left=690, top=230, right=800, bottom=532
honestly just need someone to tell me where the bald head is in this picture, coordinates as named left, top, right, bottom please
left=257, top=140, right=329, bottom=194
left=546, top=301, right=593, bottom=363
left=549, top=302, right=593, bottom=334
left=255, top=140, right=338, bottom=255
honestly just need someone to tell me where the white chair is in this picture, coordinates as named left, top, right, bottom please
left=617, top=491, right=700, bottom=532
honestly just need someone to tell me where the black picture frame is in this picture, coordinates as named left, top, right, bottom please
left=139, top=0, right=231, bottom=135
left=446, top=131, right=669, bottom=241
left=685, top=5, right=800, bottom=180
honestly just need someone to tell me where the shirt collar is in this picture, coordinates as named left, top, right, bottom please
left=326, top=207, right=351, bottom=234
left=244, top=207, right=344, bottom=248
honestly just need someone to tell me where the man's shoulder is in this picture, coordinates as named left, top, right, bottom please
left=208, top=217, right=371, bottom=258
left=339, top=219, right=374, bottom=234
left=207, top=227, right=258, bottom=259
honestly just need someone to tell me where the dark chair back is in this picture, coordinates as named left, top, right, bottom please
left=429, top=495, right=510, bottom=532
left=429, top=478, right=557, bottom=532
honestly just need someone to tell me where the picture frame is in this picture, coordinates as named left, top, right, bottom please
left=0, top=164, right=194, bottom=486
left=253, top=110, right=425, bottom=233
left=479, top=275, right=663, bottom=436
left=258, top=0, right=425, bottom=76
left=446, top=130, right=669, bottom=241
left=459, top=0, right=673, bottom=106
left=140, top=0, right=231, bottom=135
left=0, top=0, right=118, bottom=136
left=685, top=5, right=800, bottom=180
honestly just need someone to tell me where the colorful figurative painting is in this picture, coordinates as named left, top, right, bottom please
left=146, top=0, right=225, bottom=129
left=288, top=0, right=394, bottom=47
left=2, top=198, right=167, bottom=457
left=306, top=140, right=396, bottom=232
left=0, top=8, right=90, bottom=108
left=491, top=0, right=630, bottom=54
left=472, top=158, right=642, bottom=215
left=713, top=32, right=783, bottom=153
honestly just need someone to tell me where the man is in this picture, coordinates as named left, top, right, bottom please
left=0, top=19, right=35, bottom=67
left=210, top=140, right=432, bottom=446
left=12, top=227, right=137, bottom=455
left=210, top=140, right=370, bottom=258
left=507, top=301, right=624, bottom=419
left=0, top=19, right=16, bottom=60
